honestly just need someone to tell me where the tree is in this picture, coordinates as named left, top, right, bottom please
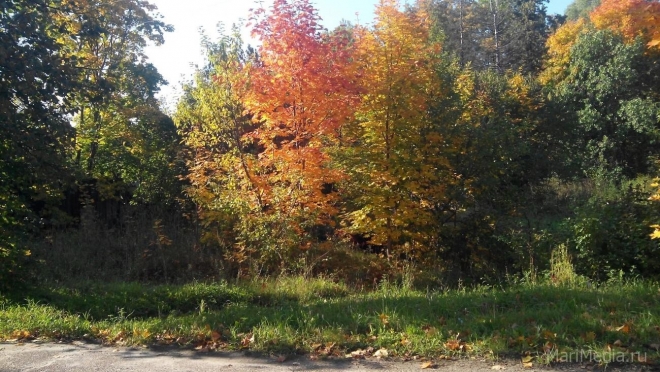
left=54, top=0, right=173, bottom=183
left=504, top=0, right=549, bottom=73
left=545, top=29, right=660, bottom=180
left=339, top=0, right=456, bottom=256
left=541, top=0, right=660, bottom=179
left=427, top=0, right=481, bottom=67
left=0, top=0, right=81, bottom=285
left=426, top=0, right=550, bottom=74
left=242, top=0, right=358, bottom=223
left=590, top=0, right=660, bottom=50
left=538, top=18, right=587, bottom=86
left=565, top=0, right=600, bottom=21
left=175, top=26, right=264, bottom=273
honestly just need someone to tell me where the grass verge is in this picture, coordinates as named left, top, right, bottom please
left=1, top=277, right=659, bottom=367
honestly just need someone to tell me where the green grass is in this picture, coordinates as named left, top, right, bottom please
left=1, top=277, right=659, bottom=366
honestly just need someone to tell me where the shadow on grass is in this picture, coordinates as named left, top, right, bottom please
left=5, top=281, right=660, bottom=361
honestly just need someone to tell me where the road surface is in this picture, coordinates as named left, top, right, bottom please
left=0, top=341, right=652, bottom=372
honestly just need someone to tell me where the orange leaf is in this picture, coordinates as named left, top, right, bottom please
left=211, top=330, right=222, bottom=342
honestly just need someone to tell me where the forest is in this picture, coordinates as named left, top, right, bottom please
left=2, top=0, right=660, bottom=289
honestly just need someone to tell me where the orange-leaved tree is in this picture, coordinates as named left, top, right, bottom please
left=590, top=0, right=660, bottom=48
left=238, top=0, right=359, bottom=265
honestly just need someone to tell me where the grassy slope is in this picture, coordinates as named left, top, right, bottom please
left=1, top=277, right=659, bottom=366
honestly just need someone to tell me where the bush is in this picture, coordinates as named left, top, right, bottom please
left=567, top=180, right=660, bottom=281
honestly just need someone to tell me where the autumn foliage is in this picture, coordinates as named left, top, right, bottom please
left=174, top=0, right=660, bottom=280
left=244, top=0, right=358, bottom=221
left=590, top=0, right=660, bottom=48
left=342, top=0, right=453, bottom=254
left=542, top=0, right=660, bottom=85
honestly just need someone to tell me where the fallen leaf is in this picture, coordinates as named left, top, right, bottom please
left=240, top=333, right=254, bottom=348
left=445, top=340, right=461, bottom=351
left=346, top=349, right=366, bottom=359
left=522, top=355, right=534, bottom=368
left=421, top=361, right=436, bottom=369
left=211, top=330, right=222, bottom=342
left=374, top=348, right=389, bottom=358
left=543, top=342, right=555, bottom=353
left=613, top=339, right=623, bottom=347
left=542, top=330, right=556, bottom=340
left=616, top=324, right=631, bottom=334
left=379, top=313, right=390, bottom=326
left=582, top=331, right=596, bottom=342
left=491, top=365, right=506, bottom=370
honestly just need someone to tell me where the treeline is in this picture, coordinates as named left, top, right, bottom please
left=2, top=0, right=660, bottom=287
left=1, top=0, right=183, bottom=286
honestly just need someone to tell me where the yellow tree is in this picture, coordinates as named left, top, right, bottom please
left=341, top=0, right=454, bottom=256
left=539, top=18, right=587, bottom=86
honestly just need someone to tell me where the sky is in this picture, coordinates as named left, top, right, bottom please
left=144, top=0, right=574, bottom=107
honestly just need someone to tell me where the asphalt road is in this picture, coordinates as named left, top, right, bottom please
left=0, top=341, right=653, bottom=372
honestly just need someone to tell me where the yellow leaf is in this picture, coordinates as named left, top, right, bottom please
left=420, top=361, right=435, bottom=369
left=521, top=355, right=534, bottom=368
left=379, top=313, right=390, bottom=326
left=650, top=229, right=660, bottom=239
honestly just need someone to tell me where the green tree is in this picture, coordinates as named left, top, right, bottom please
left=49, top=0, right=183, bottom=208
left=438, top=71, right=544, bottom=277
left=56, top=0, right=174, bottom=193
left=0, top=0, right=81, bottom=285
left=565, top=0, right=600, bottom=21
left=426, top=0, right=550, bottom=74
left=545, top=29, right=660, bottom=180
